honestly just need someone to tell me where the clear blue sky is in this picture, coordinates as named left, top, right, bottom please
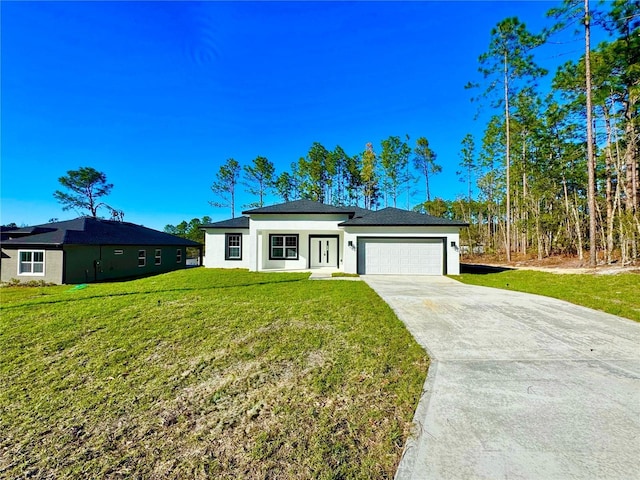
left=1, top=1, right=596, bottom=230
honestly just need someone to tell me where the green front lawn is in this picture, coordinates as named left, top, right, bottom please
left=453, top=269, right=640, bottom=322
left=0, top=269, right=427, bottom=479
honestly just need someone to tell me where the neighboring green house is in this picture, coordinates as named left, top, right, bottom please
left=1, top=217, right=201, bottom=284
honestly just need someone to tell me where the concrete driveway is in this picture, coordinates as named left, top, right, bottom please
left=362, top=275, right=640, bottom=480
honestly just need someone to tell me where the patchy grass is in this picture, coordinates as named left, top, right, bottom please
left=453, top=270, right=640, bottom=322
left=331, top=272, right=360, bottom=278
left=0, top=268, right=427, bottom=479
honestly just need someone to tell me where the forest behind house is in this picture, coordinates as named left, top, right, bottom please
left=173, top=0, right=639, bottom=267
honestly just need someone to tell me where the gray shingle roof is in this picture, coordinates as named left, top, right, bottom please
left=1, top=226, right=39, bottom=235
left=209, top=201, right=467, bottom=228
left=339, top=207, right=469, bottom=227
left=1, top=217, right=201, bottom=247
left=200, top=216, right=250, bottom=229
left=242, top=199, right=357, bottom=215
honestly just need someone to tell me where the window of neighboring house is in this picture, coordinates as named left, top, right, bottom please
left=155, top=249, right=162, bottom=265
left=18, top=250, right=45, bottom=275
left=225, top=234, right=242, bottom=260
left=138, top=249, right=146, bottom=267
left=176, top=249, right=182, bottom=263
left=269, top=234, right=298, bottom=260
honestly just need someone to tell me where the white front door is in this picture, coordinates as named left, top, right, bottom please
left=310, top=237, right=338, bottom=268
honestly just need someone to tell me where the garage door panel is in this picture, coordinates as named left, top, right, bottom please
left=358, top=238, right=443, bottom=275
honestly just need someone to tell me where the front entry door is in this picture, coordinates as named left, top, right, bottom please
left=310, top=237, right=338, bottom=268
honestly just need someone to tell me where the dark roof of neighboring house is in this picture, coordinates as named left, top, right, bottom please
left=200, top=216, right=250, bottom=229
left=1, top=217, right=201, bottom=247
left=1, top=225, right=37, bottom=234
left=242, top=199, right=358, bottom=215
left=339, top=207, right=469, bottom=227
left=1, top=225, right=42, bottom=241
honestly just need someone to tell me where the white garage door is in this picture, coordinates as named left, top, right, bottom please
left=358, top=238, right=444, bottom=275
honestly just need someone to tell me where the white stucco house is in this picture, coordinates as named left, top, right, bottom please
left=201, top=199, right=468, bottom=275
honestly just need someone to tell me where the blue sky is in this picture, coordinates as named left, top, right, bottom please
left=1, top=1, right=597, bottom=230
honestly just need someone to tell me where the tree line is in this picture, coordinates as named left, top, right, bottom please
left=53, top=1, right=636, bottom=267
left=209, top=136, right=441, bottom=218
left=205, top=0, right=638, bottom=266
left=458, top=0, right=639, bottom=265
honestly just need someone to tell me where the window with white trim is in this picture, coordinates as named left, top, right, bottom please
left=176, top=249, right=182, bottom=263
left=138, top=249, right=146, bottom=267
left=225, top=234, right=242, bottom=260
left=155, top=249, right=162, bottom=265
left=18, top=250, right=45, bottom=275
left=269, top=234, right=298, bottom=260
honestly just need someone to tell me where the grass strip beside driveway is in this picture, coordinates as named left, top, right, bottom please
left=453, top=269, right=640, bottom=322
left=0, top=269, right=427, bottom=479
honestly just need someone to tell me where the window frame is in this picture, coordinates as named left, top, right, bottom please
left=155, top=248, right=162, bottom=266
left=138, top=249, right=146, bottom=267
left=225, top=233, right=243, bottom=261
left=176, top=249, right=182, bottom=264
left=17, top=249, right=45, bottom=276
left=269, top=234, right=299, bottom=260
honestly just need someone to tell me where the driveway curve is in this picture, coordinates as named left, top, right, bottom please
left=363, top=275, right=640, bottom=480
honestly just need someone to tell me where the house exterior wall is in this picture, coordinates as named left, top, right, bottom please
left=63, top=245, right=191, bottom=284
left=248, top=214, right=350, bottom=271
left=202, top=229, right=250, bottom=269
left=0, top=248, right=64, bottom=284
left=200, top=213, right=463, bottom=275
left=254, top=230, right=343, bottom=270
left=0, top=244, right=191, bottom=285
left=63, top=245, right=102, bottom=283
left=0, top=245, right=191, bottom=284
left=342, top=226, right=462, bottom=275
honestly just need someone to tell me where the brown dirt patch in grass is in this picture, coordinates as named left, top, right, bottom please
left=462, top=253, right=640, bottom=275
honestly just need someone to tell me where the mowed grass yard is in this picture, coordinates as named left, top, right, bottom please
left=453, top=269, right=640, bottom=322
left=0, top=269, right=428, bottom=479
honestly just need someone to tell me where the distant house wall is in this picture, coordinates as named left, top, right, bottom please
left=0, top=244, right=194, bottom=285
left=63, top=245, right=101, bottom=283
left=63, top=245, right=191, bottom=284
left=0, top=248, right=64, bottom=284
